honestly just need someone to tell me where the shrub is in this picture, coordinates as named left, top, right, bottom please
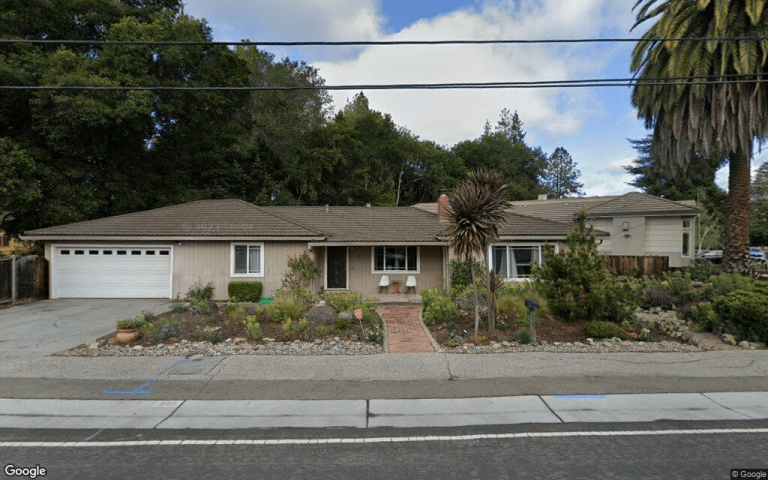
left=448, top=258, right=484, bottom=292
left=187, top=278, right=214, bottom=302
left=495, top=295, right=527, bottom=318
left=266, top=294, right=302, bottom=322
left=189, top=299, right=216, bottom=315
left=140, top=317, right=181, bottom=342
left=283, top=318, right=310, bottom=338
left=225, top=303, right=246, bottom=321
left=423, top=295, right=459, bottom=327
left=140, top=311, right=154, bottom=324
left=421, top=288, right=441, bottom=310
left=713, top=290, right=768, bottom=343
left=495, top=320, right=508, bottom=331
left=200, top=326, right=221, bottom=344
left=532, top=212, right=637, bottom=322
left=638, top=328, right=653, bottom=342
left=709, top=273, right=753, bottom=298
left=687, top=260, right=719, bottom=282
left=116, top=318, right=142, bottom=330
left=517, top=329, right=532, bottom=344
left=585, top=320, right=628, bottom=340
left=245, top=315, right=263, bottom=341
left=689, top=302, right=717, bottom=331
left=366, top=326, right=385, bottom=345
left=333, top=317, right=352, bottom=330
left=228, top=281, right=263, bottom=302
left=642, top=288, right=676, bottom=310
left=280, top=251, right=320, bottom=304
left=323, top=291, right=376, bottom=318
left=171, top=301, right=185, bottom=314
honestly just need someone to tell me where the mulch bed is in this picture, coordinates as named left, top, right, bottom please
left=427, top=310, right=675, bottom=346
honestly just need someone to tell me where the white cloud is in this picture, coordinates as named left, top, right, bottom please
left=582, top=156, right=636, bottom=196
left=314, top=0, right=635, bottom=146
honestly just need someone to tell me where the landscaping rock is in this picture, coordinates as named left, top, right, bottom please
left=301, top=304, right=338, bottom=326
left=738, top=340, right=750, bottom=349
left=721, top=333, right=737, bottom=346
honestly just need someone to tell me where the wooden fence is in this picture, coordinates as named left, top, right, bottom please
left=606, top=255, right=669, bottom=278
left=0, top=255, right=48, bottom=305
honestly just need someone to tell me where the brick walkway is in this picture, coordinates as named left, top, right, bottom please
left=376, top=306, right=434, bottom=353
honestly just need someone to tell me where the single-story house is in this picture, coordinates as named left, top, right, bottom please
left=21, top=192, right=697, bottom=300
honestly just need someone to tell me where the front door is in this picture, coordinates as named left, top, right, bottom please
left=326, top=247, right=347, bottom=289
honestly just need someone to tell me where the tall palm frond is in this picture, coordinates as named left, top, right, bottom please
left=631, top=0, right=768, bottom=274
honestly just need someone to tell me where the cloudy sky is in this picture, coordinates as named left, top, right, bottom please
left=182, top=0, right=766, bottom=196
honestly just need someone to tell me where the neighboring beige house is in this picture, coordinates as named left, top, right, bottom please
left=21, top=192, right=697, bottom=299
left=0, top=231, right=18, bottom=254
left=506, top=192, right=699, bottom=268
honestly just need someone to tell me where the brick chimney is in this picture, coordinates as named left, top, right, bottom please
left=437, top=189, right=449, bottom=221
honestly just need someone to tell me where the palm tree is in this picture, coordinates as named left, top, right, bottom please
left=443, top=169, right=511, bottom=336
left=631, top=0, right=768, bottom=274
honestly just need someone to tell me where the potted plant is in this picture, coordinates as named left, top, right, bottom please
left=115, top=318, right=142, bottom=344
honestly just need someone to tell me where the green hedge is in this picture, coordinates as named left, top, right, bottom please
left=713, top=290, right=768, bottom=343
left=227, top=281, right=263, bottom=302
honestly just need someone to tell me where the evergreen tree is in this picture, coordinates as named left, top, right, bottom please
left=751, top=162, right=768, bottom=246
left=495, top=108, right=525, bottom=143
left=542, top=147, right=584, bottom=198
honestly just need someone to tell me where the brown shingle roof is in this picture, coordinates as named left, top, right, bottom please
left=499, top=212, right=593, bottom=237
left=585, top=192, right=699, bottom=217
left=24, top=200, right=325, bottom=238
left=508, top=197, right=617, bottom=223
left=263, top=206, right=445, bottom=243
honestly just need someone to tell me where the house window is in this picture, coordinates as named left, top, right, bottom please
left=491, top=244, right=548, bottom=279
left=682, top=219, right=692, bottom=257
left=372, top=246, right=418, bottom=272
left=0, top=235, right=9, bottom=247
left=231, top=243, right=264, bottom=277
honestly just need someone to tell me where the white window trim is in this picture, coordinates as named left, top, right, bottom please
left=681, top=219, right=693, bottom=258
left=324, top=246, right=349, bottom=290
left=488, top=243, right=557, bottom=282
left=230, top=242, right=265, bottom=278
left=370, top=246, right=420, bottom=274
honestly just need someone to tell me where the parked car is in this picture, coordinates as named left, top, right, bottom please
left=750, top=247, right=767, bottom=262
left=695, top=249, right=723, bottom=263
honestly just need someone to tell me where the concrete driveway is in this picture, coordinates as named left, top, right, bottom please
left=0, top=299, right=171, bottom=356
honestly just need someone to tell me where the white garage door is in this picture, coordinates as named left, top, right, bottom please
left=55, top=246, right=172, bottom=298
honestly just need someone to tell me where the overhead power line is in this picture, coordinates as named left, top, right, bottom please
left=0, top=75, right=766, bottom=91
left=0, top=37, right=767, bottom=47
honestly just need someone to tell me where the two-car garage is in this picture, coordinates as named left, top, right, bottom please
left=52, top=246, right=172, bottom=298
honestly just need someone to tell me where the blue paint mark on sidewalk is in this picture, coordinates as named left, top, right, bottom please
left=170, top=359, right=188, bottom=369
left=555, top=395, right=607, bottom=400
left=102, top=378, right=157, bottom=396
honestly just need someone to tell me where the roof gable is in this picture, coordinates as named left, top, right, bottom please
left=585, top=192, right=699, bottom=217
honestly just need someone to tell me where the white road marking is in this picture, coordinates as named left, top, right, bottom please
left=1, top=428, right=767, bottom=448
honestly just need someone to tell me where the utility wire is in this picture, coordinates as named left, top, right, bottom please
left=0, top=37, right=767, bottom=47
left=1, top=75, right=766, bottom=91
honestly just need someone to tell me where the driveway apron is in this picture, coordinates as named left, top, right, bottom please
left=376, top=306, right=434, bottom=353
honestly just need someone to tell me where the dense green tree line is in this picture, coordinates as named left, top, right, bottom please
left=1, top=0, right=581, bottom=235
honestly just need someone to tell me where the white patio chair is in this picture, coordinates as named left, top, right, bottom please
left=405, top=275, right=417, bottom=294
left=378, top=275, right=390, bottom=293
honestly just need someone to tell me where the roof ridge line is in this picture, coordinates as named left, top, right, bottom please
left=240, top=201, right=328, bottom=237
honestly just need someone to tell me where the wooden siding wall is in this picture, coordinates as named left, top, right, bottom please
left=592, top=219, right=612, bottom=253
left=644, top=217, right=689, bottom=268
left=173, top=241, right=310, bottom=300
left=317, top=246, right=444, bottom=294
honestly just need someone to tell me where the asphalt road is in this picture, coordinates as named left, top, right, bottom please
left=2, top=421, right=767, bottom=479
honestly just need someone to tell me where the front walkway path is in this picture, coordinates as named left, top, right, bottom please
left=376, top=306, right=434, bottom=353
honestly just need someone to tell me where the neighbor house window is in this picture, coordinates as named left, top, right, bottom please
left=231, top=243, right=264, bottom=277
left=491, top=244, right=551, bottom=279
left=372, top=246, right=418, bottom=272
left=682, top=219, right=692, bottom=257
left=0, top=235, right=9, bottom=247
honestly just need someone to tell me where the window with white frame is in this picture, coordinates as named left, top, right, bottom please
left=372, top=246, right=418, bottom=272
left=681, top=219, right=692, bottom=257
left=491, top=244, right=547, bottom=279
left=231, top=243, right=264, bottom=277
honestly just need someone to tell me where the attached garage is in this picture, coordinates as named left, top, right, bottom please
left=53, top=246, right=172, bottom=298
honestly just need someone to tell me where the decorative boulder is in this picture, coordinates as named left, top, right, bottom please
left=301, top=304, right=338, bottom=326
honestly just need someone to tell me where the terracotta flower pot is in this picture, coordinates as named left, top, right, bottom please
left=115, top=328, right=140, bottom=344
